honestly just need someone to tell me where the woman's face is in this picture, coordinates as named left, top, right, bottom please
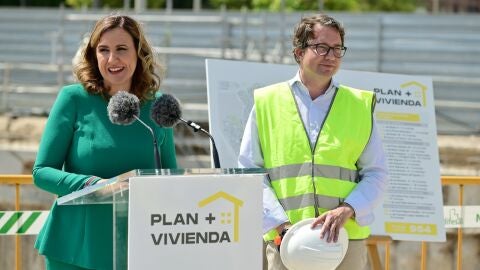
left=96, top=27, right=138, bottom=95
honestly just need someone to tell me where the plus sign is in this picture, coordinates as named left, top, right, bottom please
left=205, top=213, right=216, bottom=224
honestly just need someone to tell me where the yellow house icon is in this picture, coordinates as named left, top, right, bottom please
left=400, top=81, right=428, bottom=107
left=198, top=191, right=244, bottom=242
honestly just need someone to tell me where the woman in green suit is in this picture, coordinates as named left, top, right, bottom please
left=33, top=15, right=177, bottom=270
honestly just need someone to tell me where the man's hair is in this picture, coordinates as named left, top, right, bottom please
left=292, top=14, right=345, bottom=63
left=74, top=14, right=161, bottom=101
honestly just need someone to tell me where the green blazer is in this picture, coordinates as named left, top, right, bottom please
left=33, top=84, right=177, bottom=269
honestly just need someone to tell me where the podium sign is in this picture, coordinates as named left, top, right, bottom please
left=57, top=168, right=265, bottom=270
left=128, top=173, right=263, bottom=269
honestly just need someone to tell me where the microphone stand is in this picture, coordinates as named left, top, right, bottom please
left=134, top=115, right=162, bottom=170
left=179, top=118, right=221, bottom=169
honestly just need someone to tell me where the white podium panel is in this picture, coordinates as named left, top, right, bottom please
left=128, top=173, right=264, bottom=270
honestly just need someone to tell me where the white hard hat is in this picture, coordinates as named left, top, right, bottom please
left=280, top=218, right=349, bottom=270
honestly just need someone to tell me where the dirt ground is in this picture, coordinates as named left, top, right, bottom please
left=1, top=115, right=479, bottom=176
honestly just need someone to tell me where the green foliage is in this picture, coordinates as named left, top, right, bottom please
left=31, top=0, right=63, bottom=5
left=2, top=0, right=63, bottom=6
left=251, top=0, right=312, bottom=11
left=324, top=0, right=361, bottom=11
left=64, top=0, right=165, bottom=9
left=147, top=0, right=165, bottom=9
left=0, top=0, right=416, bottom=12
left=66, top=0, right=92, bottom=8
left=250, top=0, right=415, bottom=12
left=251, top=0, right=360, bottom=11
left=209, top=0, right=251, bottom=9
left=366, top=0, right=416, bottom=12
left=250, top=0, right=267, bottom=9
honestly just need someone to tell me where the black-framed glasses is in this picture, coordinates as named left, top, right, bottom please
left=307, top=43, right=347, bottom=58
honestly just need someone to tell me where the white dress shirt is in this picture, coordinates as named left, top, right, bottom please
left=238, top=72, right=388, bottom=233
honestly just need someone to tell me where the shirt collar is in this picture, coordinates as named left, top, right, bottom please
left=288, top=71, right=338, bottom=97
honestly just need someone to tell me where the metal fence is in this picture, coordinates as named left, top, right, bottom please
left=1, top=8, right=480, bottom=135
left=2, top=174, right=479, bottom=270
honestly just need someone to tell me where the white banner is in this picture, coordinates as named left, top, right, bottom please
left=128, top=174, right=263, bottom=269
left=206, top=59, right=446, bottom=242
left=0, top=211, right=49, bottom=235
left=444, top=206, right=480, bottom=228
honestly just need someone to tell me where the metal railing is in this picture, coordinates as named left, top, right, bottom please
left=366, top=176, right=480, bottom=270
left=2, top=9, right=480, bottom=135
left=1, top=175, right=479, bottom=270
left=0, top=175, right=33, bottom=270
left=436, top=176, right=480, bottom=270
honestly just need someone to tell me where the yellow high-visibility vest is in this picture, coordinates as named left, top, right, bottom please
left=254, top=82, right=375, bottom=241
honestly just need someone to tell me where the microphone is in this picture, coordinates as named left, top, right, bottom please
left=107, top=91, right=162, bottom=170
left=150, top=93, right=221, bottom=169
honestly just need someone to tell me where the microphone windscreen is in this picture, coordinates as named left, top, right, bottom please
left=107, top=91, right=140, bottom=125
left=150, top=93, right=182, bottom=127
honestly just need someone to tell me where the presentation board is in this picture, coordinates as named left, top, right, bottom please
left=206, top=59, right=446, bottom=242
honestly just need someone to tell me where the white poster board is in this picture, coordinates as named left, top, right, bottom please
left=206, top=59, right=446, bottom=242
left=128, top=174, right=263, bottom=269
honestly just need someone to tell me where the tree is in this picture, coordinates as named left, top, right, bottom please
left=365, top=0, right=417, bottom=12
left=249, top=0, right=415, bottom=11
left=66, top=0, right=92, bottom=8
left=209, top=0, right=251, bottom=9
left=65, top=0, right=165, bottom=9
left=324, top=0, right=361, bottom=11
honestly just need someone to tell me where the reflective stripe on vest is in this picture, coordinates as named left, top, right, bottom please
left=255, top=82, right=374, bottom=241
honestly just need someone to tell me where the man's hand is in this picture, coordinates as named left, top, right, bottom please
left=310, top=204, right=354, bottom=243
left=275, top=222, right=292, bottom=235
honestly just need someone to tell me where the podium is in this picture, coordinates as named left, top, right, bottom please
left=57, top=168, right=266, bottom=270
